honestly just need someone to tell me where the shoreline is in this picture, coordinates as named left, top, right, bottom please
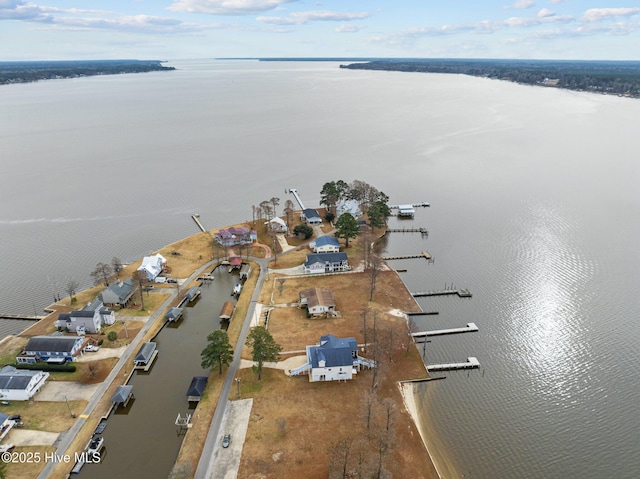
left=4, top=221, right=451, bottom=478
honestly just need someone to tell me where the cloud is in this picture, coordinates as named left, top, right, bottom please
left=335, top=23, right=366, bottom=33
left=537, top=8, right=554, bottom=18
left=168, top=0, right=297, bottom=15
left=508, top=0, right=536, bottom=9
left=257, top=10, right=369, bottom=25
left=582, top=7, right=640, bottom=23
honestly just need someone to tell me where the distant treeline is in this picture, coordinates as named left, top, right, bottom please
left=340, top=59, right=640, bottom=98
left=0, top=59, right=175, bottom=85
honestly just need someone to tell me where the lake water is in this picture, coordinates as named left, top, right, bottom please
left=1, top=60, right=638, bottom=478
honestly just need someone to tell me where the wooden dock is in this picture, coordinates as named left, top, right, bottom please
left=427, top=357, right=480, bottom=372
left=386, top=227, right=428, bottom=235
left=405, top=311, right=439, bottom=316
left=412, top=322, right=478, bottom=337
left=412, top=288, right=472, bottom=298
left=383, top=251, right=432, bottom=261
left=389, top=202, right=430, bottom=208
left=191, top=214, right=206, bottom=233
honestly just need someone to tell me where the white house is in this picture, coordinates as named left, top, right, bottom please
left=336, top=199, right=362, bottom=219
left=55, top=299, right=115, bottom=335
left=269, top=217, right=288, bottom=233
left=289, top=334, right=375, bottom=382
left=304, top=253, right=349, bottom=274
left=137, top=254, right=167, bottom=281
left=312, top=236, right=340, bottom=254
left=0, top=366, right=49, bottom=401
left=299, top=288, right=336, bottom=317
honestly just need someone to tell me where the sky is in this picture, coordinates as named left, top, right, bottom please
left=1, top=0, right=639, bottom=61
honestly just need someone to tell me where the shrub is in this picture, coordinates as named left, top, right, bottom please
left=14, top=362, right=76, bottom=372
left=107, top=331, right=118, bottom=342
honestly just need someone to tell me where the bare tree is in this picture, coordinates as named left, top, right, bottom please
left=65, top=277, right=79, bottom=305
left=111, top=257, right=124, bottom=279
left=270, top=197, right=280, bottom=218
left=328, top=436, right=353, bottom=479
left=366, top=253, right=382, bottom=301
left=283, top=199, right=295, bottom=234
left=131, top=270, right=148, bottom=311
left=259, top=200, right=273, bottom=221
left=90, top=262, right=113, bottom=287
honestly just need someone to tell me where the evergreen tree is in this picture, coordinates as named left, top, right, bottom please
left=335, top=212, right=359, bottom=247
left=201, top=330, right=234, bottom=374
left=246, top=326, right=282, bottom=380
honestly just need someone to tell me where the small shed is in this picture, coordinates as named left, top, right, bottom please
left=186, top=376, right=208, bottom=402
left=165, top=307, right=183, bottom=322
left=398, top=205, right=415, bottom=218
left=219, top=301, right=235, bottom=321
left=134, top=342, right=157, bottom=368
left=111, top=385, right=134, bottom=408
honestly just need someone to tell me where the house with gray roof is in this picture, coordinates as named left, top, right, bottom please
left=165, top=307, right=183, bottom=322
left=100, top=278, right=135, bottom=308
left=304, top=252, right=349, bottom=274
left=17, top=335, right=85, bottom=363
left=336, top=199, right=362, bottom=219
left=289, top=334, right=375, bottom=382
left=55, top=299, right=115, bottom=334
left=0, top=366, right=50, bottom=401
left=112, top=385, right=134, bottom=408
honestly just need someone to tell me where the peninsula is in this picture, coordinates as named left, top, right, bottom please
left=0, top=60, right=175, bottom=85
left=340, top=59, right=640, bottom=98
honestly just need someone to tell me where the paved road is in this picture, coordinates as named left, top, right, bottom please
left=37, top=261, right=217, bottom=479
left=194, top=257, right=269, bottom=479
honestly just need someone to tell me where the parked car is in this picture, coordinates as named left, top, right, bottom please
left=84, top=345, right=100, bottom=352
left=222, top=434, right=231, bottom=448
left=167, top=278, right=178, bottom=284
left=8, top=414, right=21, bottom=421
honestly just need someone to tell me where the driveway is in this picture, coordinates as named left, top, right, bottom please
left=4, top=429, right=59, bottom=447
left=76, top=345, right=127, bottom=363
left=37, top=381, right=99, bottom=402
left=211, top=399, right=253, bottom=479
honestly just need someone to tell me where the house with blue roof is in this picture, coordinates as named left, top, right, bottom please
left=289, top=334, right=375, bottom=382
left=17, top=335, right=85, bottom=363
left=312, top=236, right=340, bottom=254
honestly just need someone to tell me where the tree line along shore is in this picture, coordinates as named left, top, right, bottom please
left=0, top=60, right=175, bottom=85
left=1, top=180, right=445, bottom=479
left=340, top=59, right=640, bottom=98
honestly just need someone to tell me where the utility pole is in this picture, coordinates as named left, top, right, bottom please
left=235, top=378, right=241, bottom=399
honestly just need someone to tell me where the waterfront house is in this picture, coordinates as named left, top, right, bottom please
left=100, top=278, right=135, bottom=308
left=298, top=288, right=336, bottom=317
left=137, top=254, right=167, bottom=281
left=302, top=208, right=323, bottom=225
left=55, top=299, right=115, bottom=335
left=304, top=252, right=349, bottom=274
left=186, top=376, right=208, bottom=403
left=336, top=199, right=362, bottom=219
left=134, top=342, right=157, bottom=367
left=289, top=334, right=375, bottom=382
left=17, top=335, right=85, bottom=363
left=0, top=366, right=50, bottom=401
left=214, top=226, right=257, bottom=247
left=269, top=217, right=288, bottom=233
left=312, top=236, right=340, bottom=254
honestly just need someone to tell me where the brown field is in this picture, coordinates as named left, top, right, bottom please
left=235, top=271, right=437, bottom=479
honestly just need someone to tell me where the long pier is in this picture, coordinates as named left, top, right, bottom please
left=427, top=357, right=480, bottom=372
left=405, top=311, right=439, bottom=316
left=412, top=323, right=478, bottom=338
left=0, top=314, right=42, bottom=321
left=383, top=251, right=432, bottom=261
left=386, top=227, right=428, bottom=235
left=191, top=214, right=207, bottom=233
left=412, top=288, right=472, bottom=298
left=389, top=202, right=430, bottom=208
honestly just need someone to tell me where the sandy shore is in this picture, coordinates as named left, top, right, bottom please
left=400, top=381, right=461, bottom=479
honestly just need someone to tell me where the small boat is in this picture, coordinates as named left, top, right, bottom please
left=88, top=435, right=104, bottom=454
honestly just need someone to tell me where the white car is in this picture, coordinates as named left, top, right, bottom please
left=84, top=345, right=100, bottom=352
